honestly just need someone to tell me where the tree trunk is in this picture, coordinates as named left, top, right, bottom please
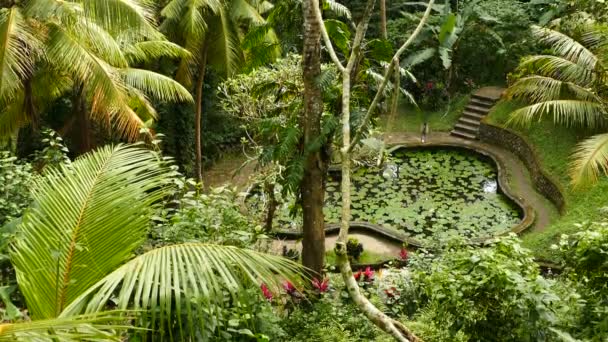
left=23, top=77, right=38, bottom=130
left=264, top=182, right=277, bottom=233
left=380, top=0, right=387, bottom=39
left=72, top=83, right=91, bottom=154
left=300, top=0, right=326, bottom=276
left=309, top=0, right=434, bottom=339
left=194, top=41, right=209, bottom=183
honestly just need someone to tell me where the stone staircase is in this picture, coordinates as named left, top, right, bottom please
left=450, top=88, right=503, bottom=140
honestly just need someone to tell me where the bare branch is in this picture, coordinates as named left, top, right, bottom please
left=312, top=0, right=346, bottom=72
left=345, top=0, right=376, bottom=72
left=348, top=0, right=435, bottom=152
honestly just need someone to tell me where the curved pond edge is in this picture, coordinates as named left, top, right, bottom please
left=479, top=120, right=566, bottom=213
left=272, top=142, right=537, bottom=252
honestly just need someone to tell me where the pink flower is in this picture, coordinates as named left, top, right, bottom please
left=312, top=278, right=329, bottom=293
left=363, top=267, right=374, bottom=280
left=399, top=248, right=408, bottom=261
left=260, top=283, right=273, bottom=301
left=283, top=281, right=296, bottom=294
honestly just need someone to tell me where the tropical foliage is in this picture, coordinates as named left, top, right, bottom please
left=505, top=24, right=608, bottom=185
left=0, top=0, right=608, bottom=340
left=0, top=0, right=192, bottom=145
left=5, top=144, right=304, bottom=340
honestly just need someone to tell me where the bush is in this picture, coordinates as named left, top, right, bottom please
left=0, top=153, right=34, bottom=227
left=151, top=184, right=266, bottom=249
left=404, top=235, right=564, bottom=341
left=556, top=223, right=608, bottom=339
left=280, top=295, right=392, bottom=342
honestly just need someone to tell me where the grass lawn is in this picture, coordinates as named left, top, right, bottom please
left=487, top=101, right=608, bottom=261
left=380, top=94, right=470, bottom=133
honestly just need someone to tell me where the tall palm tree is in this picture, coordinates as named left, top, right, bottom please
left=505, top=25, right=608, bottom=186
left=161, top=0, right=278, bottom=182
left=9, top=144, right=305, bottom=339
left=0, top=0, right=193, bottom=152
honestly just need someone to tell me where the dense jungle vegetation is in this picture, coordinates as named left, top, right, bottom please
left=0, top=0, right=608, bottom=341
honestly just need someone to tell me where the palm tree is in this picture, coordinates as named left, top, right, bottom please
left=505, top=25, right=608, bottom=186
left=161, top=0, right=278, bottom=182
left=0, top=0, right=193, bottom=152
left=9, top=144, right=305, bottom=339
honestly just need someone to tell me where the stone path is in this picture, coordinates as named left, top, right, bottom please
left=384, top=132, right=558, bottom=231
left=270, top=232, right=401, bottom=257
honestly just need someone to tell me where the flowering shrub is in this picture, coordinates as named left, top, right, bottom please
left=312, top=278, right=329, bottom=294
left=261, top=283, right=273, bottom=302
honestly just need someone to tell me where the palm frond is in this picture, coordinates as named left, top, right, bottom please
left=71, top=18, right=128, bottom=68
left=506, top=76, right=603, bottom=103
left=519, top=55, right=596, bottom=87
left=207, top=7, right=243, bottom=76
left=121, top=68, right=193, bottom=102
left=61, top=243, right=307, bottom=339
left=507, top=100, right=607, bottom=128
left=230, top=0, right=265, bottom=25
left=0, top=311, right=136, bottom=341
left=570, top=133, right=608, bottom=186
left=123, top=40, right=190, bottom=64
left=10, top=145, right=176, bottom=319
left=532, top=25, right=598, bottom=69
left=0, top=7, right=43, bottom=102
left=78, top=0, right=158, bottom=37
left=323, top=0, right=351, bottom=19
left=0, top=95, right=26, bottom=137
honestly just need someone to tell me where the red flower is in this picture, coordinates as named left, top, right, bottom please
left=312, top=278, right=329, bottom=293
left=425, top=81, right=434, bottom=90
left=399, top=248, right=408, bottom=261
left=363, top=267, right=374, bottom=280
left=283, top=281, right=296, bottom=294
left=260, top=283, right=273, bottom=301
left=353, top=270, right=362, bottom=281
left=384, top=287, right=399, bottom=298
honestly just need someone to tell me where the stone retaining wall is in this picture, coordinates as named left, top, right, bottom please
left=478, top=122, right=566, bottom=213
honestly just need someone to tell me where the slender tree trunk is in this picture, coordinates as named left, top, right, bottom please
left=194, top=41, right=209, bottom=183
left=301, top=0, right=326, bottom=276
left=310, top=0, right=434, bottom=339
left=264, top=182, right=277, bottom=232
left=380, top=0, right=387, bottom=39
left=72, top=83, right=91, bottom=154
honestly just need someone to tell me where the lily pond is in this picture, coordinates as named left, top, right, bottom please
left=247, top=147, right=522, bottom=242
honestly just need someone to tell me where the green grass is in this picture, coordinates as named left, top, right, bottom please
left=380, top=94, right=470, bottom=133
left=487, top=101, right=608, bottom=261
left=325, top=250, right=393, bottom=266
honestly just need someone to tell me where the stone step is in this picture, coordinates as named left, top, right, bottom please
left=459, top=117, right=481, bottom=126
left=471, top=94, right=499, bottom=104
left=469, top=98, right=495, bottom=109
left=454, top=122, right=479, bottom=135
left=462, top=111, right=486, bottom=120
left=465, top=104, right=492, bottom=115
left=450, top=129, right=477, bottom=140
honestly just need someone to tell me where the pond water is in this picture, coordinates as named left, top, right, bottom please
left=247, top=147, right=522, bottom=242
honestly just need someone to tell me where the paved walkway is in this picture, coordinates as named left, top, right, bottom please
left=384, top=132, right=558, bottom=231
